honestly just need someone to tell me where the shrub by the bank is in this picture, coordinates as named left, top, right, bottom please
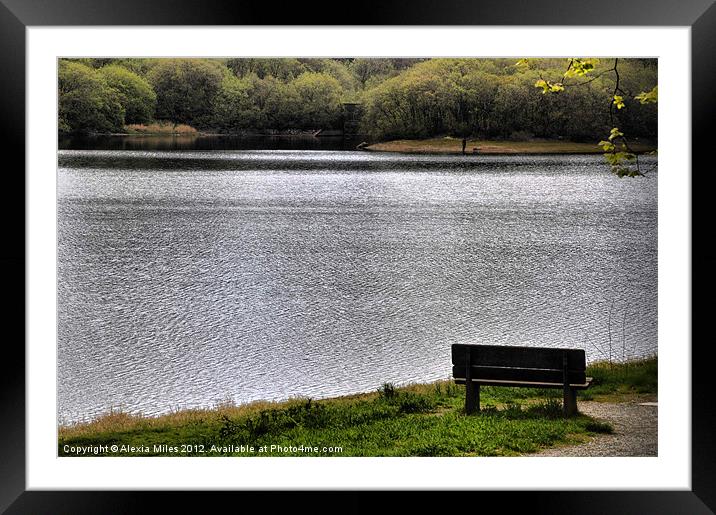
left=125, top=122, right=197, bottom=134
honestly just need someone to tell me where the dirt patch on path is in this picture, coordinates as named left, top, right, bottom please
left=534, top=396, right=658, bottom=457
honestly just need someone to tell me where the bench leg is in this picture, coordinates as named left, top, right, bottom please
left=563, top=387, right=577, bottom=417
left=465, top=382, right=480, bottom=415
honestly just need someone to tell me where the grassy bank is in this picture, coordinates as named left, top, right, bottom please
left=365, top=137, right=657, bottom=155
left=124, top=122, right=198, bottom=135
left=58, top=357, right=655, bottom=457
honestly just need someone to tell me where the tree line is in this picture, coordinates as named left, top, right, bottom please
left=58, top=57, right=657, bottom=143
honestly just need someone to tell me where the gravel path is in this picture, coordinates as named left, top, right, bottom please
left=534, top=396, right=658, bottom=457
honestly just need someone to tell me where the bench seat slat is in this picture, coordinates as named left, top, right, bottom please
left=454, top=377, right=593, bottom=390
left=452, top=365, right=586, bottom=385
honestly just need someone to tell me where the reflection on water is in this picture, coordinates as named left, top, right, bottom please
left=59, top=134, right=365, bottom=151
left=57, top=150, right=657, bottom=424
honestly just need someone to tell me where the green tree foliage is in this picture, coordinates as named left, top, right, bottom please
left=210, top=74, right=257, bottom=131
left=227, top=58, right=305, bottom=81
left=349, top=58, right=426, bottom=88
left=58, top=60, right=124, bottom=134
left=528, top=58, right=658, bottom=177
left=362, top=59, right=506, bottom=139
left=246, top=75, right=302, bottom=130
left=98, top=65, right=156, bottom=124
left=58, top=57, right=657, bottom=147
left=108, top=58, right=158, bottom=77
left=351, top=58, right=395, bottom=87
left=298, top=59, right=358, bottom=95
left=293, top=72, right=343, bottom=129
left=209, top=70, right=344, bottom=131
left=360, top=58, right=656, bottom=143
left=148, top=58, right=224, bottom=126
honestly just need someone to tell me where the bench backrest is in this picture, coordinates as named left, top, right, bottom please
left=452, top=344, right=587, bottom=385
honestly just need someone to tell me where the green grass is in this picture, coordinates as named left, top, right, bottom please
left=579, top=356, right=658, bottom=400
left=58, top=357, right=656, bottom=457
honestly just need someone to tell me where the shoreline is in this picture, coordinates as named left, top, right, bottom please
left=58, top=358, right=656, bottom=457
left=59, top=132, right=658, bottom=156
left=58, top=380, right=445, bottom=435
left=60, top=129, right=326, bottom=138
left=364, top=138, right=658, bottom=155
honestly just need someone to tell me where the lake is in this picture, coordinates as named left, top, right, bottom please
left=57, top=147, right=657, bottom=424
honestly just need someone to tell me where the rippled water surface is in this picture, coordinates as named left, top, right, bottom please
left=58, top=150, right=657, bottom=424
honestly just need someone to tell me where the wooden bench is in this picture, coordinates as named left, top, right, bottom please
left=451, top=344, right=592, bottom=417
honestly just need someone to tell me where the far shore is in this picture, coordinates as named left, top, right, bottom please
left=364, top=137, right=658, bottom=155
left=59, top=130, right=658, bottom=157
left=60, top=124, right=323, bottom=139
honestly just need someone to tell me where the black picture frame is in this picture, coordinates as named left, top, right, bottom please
left=2, top=0, right=714, bottom=512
